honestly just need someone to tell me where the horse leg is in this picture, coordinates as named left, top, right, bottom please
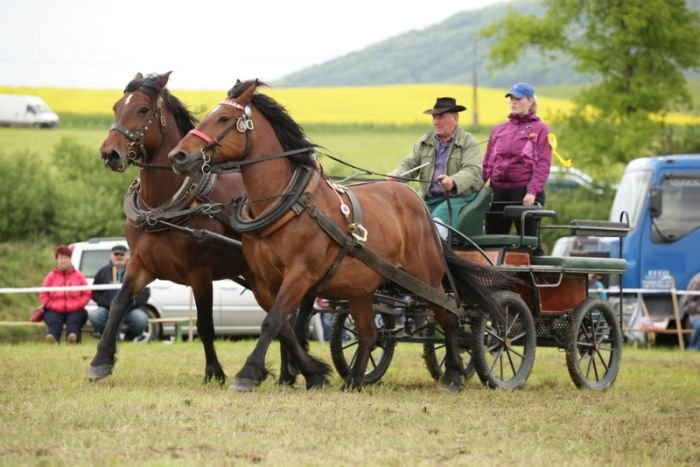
left=190, top=277, right=226, bottom=385
left=230, top=282, right=306, bottom=392
left=277, top=316, right=331, bottom=390
left=431, top=307, right=464, bottom=393
left=278, top=295, right=314, bottom=386
left=343, top=295, right=377, bottom=391
left=87, top=278, right=139, bottom=381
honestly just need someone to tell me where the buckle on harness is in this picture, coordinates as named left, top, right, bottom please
left=349, top=223, right=368, bottom=243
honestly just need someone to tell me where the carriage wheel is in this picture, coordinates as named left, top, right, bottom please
left=566, top=297, right=622, bottom=390
left=329, top=310, right=396, bottom=385
left=472, top=290, right=536, bottom=390
left=422, top=316, right=475, bottom=381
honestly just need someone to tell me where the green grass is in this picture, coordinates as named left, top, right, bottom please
left=0, top=126, right=108, bottom=156
left=0, top=340, right=698, bottom=465
left=0, top=124, right=490, bottom=176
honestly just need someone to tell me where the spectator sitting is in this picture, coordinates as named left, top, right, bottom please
left=88, top=244, right=150, bottom=341
left=39, top=244, right=91, bottom=343
left=589, top=273, right=608, bottom=300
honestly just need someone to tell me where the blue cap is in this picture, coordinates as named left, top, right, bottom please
left=506, top=82, right=535, bottom=99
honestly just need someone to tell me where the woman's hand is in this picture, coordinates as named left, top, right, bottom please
left=523, top=193, right=536, bottom=206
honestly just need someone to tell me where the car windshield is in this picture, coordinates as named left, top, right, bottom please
left=609, top=169, right=651, bottom=227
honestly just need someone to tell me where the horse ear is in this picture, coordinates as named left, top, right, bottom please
left=238, top=80, right=258, bottom=105
left=133, top=72, right=144, bottom=81
left=235, top=79, right=242, bottom=85
left=159, top=71, right=172, bottom=88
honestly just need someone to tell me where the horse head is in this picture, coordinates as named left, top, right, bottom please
left=100, top=71, right=174, bottom=172
left=169, top=79, right=259, bottom=176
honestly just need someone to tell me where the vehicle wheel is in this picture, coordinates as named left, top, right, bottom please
left=422, top=316, right=475, bottom=381
left=566, top=297, right=622, bottom=390
left=329, top=310, right=396, bottom=384
left=137, top=307, right=162, bottom=342
left=472, top=290, right=536, bottom=389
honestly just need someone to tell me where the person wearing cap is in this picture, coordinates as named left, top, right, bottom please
left=89, top=244, right=150, bottom=341
left=483, top=82, right=552, bottom=255
left=387, top=97, right=483, bottom=232
left=38, top=244, right=92, bottom=343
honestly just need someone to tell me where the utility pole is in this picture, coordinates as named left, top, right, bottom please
left=472, top=36, right=479, bottom=128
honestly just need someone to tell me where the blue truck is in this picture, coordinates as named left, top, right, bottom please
left=554, top=154, right=700, bottom=332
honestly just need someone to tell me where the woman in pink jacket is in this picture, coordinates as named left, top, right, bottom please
left=39, top=244, right=92, bottom=343
left=483, top=82, right=552, bottom=256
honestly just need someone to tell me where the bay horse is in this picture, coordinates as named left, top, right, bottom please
left=168, top=80, right=507, bottom=391
left=90, top=72, right=314, bottom=386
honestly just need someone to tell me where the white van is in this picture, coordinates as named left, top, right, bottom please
left=0, top=94, right=59, bottom=128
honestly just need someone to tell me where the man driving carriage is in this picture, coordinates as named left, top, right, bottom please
left=387, top=97, right=483, bottom=235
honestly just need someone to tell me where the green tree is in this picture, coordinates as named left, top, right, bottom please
left=482, top=0, right=700, bottom=179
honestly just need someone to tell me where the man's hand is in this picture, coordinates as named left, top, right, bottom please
left=385, top=170, right=400, bottom=181
left=437, top=174, right=454, bottom=192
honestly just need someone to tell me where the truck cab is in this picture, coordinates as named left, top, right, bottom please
left=606, top=155, right=700, bottom=320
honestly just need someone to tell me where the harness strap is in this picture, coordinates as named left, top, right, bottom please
left=313, top=186, right=365, bottom=293
left=308, top=207, right=461, bottom=316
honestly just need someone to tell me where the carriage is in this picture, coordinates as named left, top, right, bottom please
left=318, top=186, right=630, bottom=391
left=94, top=73, right=629, bottom=393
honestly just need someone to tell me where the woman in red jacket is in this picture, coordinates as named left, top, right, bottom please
left=39, top=244, right=92, bottom=343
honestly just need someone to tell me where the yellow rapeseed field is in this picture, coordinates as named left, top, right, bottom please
left=1, top=84, right=698, bottom=126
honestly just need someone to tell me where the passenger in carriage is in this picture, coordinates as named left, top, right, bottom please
left=482, top=82, right=552, bottom=256
left=387, top=97, right=484, bottom=236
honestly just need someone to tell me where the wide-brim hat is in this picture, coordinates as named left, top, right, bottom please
left=423, top=97, right=466, bottom=115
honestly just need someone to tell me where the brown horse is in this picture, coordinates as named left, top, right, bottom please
left=168, top=80, right=506, bottom=391
left=88, top=72, right=248, bottom=384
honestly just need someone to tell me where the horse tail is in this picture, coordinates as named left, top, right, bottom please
left=442, top=241, right=515, bottom=322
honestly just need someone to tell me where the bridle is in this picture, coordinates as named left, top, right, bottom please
left=186, top=99, right=255, bottom=174
left=109, top=93, right=168, bottom=168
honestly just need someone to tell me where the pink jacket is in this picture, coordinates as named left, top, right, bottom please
left=39, top=266, right=91, bottom=314
left=483, top=113, right=552, bottom=195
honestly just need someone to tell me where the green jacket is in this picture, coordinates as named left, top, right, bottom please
left=395, top=127, right=483, bottom=199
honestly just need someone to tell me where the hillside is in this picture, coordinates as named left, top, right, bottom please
left=276, top=0, right=700, bottom=88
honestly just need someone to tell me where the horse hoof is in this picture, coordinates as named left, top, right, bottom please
left=87, top=364, right=113, bottom=382
left=230, top=377, right=260, bottom=392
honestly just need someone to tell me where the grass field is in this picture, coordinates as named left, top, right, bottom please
left=0, top=339, right=698, bottom=466
left=0, top=124, right=490, bottom=177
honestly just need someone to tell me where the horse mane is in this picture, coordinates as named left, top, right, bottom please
left=124, top=74, right=198, bottom=135
left=228, top=80, right=316, bottom=167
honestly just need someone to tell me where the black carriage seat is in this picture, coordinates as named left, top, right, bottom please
left=469, top=205, right=554, bottom=249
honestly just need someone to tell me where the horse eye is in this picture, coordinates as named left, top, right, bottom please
left=218, top=115, right=230, bottom=124
left=137, top=106, right=149, bottom=116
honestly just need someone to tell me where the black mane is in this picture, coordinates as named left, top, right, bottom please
left=228, top=80, right=316, bottom=167
left=124, top=74, right=198, bottom=135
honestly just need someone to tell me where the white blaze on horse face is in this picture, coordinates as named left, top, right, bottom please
left=124, top=93, right=134, bottom=106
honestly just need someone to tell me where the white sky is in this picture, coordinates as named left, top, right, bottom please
left=0, top=0, right=509, bottom=90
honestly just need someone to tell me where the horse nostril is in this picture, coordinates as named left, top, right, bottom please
left=108, top=151, right=120, bottom=162
left=170, top=150, right=188, bottom=163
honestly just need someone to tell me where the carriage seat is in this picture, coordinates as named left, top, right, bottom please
left=531, top=256, right=627, bottom=275
left=455, top=186, right=493, bottom=237
left=467, top=205, right=552, bottom=249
